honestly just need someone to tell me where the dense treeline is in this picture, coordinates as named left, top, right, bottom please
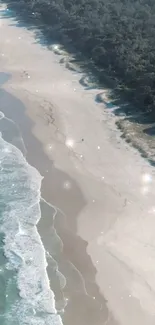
left=3, top=0, right=155, bottom=114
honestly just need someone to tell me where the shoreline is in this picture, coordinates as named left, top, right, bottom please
left=0, top=73, right=111, bottom=324
left=1, top=5, right=155, bottom=325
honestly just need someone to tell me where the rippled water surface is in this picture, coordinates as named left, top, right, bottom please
left=0, top=106, right=63, bottom=324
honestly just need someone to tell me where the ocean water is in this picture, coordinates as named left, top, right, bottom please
left=0, top=110, right=63, bottom=325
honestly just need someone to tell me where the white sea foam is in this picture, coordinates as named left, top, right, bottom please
left=0, top=111, right=4, bottom=119
left=0, top=131, right=63, bottom=324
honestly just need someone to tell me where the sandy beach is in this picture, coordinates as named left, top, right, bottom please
left=1, top=4, right=155, bottom=325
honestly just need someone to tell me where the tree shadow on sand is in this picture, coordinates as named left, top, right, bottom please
left=1, top=2, right=154, bottom=120
left=1, top=1, right=155, bottom=126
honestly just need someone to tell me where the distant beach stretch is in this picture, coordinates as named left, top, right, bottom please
left=1, top=3, right=155, bottom=325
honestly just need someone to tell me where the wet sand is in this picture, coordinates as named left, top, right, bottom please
left=1, top=4, right=155, bottom=325
left=0, top=73, right=111, bottom=325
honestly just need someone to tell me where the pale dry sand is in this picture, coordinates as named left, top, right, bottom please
left=1, top=4, right=155, bottom=325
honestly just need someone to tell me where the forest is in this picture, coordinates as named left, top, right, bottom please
left=3, top=0, right=155, bottom=115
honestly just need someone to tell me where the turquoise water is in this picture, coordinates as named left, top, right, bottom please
left=0, top=110, right=63, bottom=325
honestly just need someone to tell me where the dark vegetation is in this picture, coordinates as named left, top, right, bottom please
left=2, top=0, right=155, bottom=118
